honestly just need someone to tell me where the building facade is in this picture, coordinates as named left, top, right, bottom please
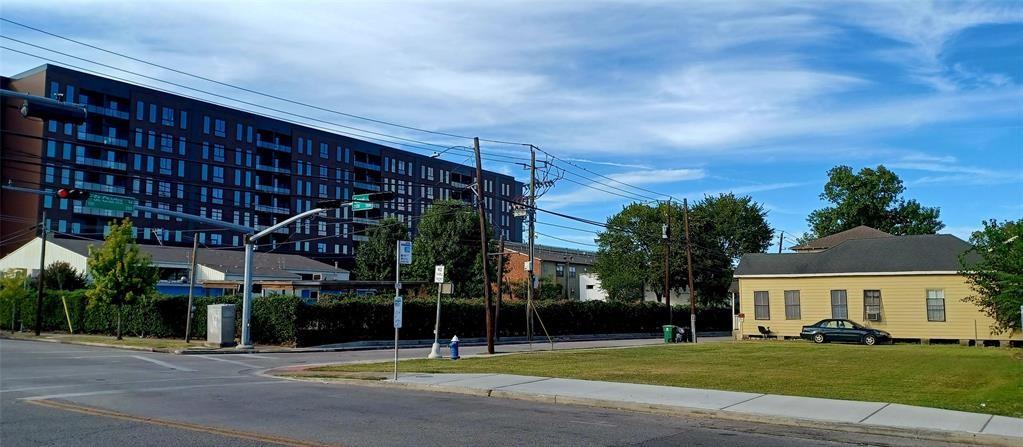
left=504, top=242, right=595, bottom=300
left=735, top=232, right=1022, bottom=345
left=1, top=64, right=524, bottom=267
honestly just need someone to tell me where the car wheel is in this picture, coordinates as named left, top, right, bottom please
left=864, top=335, right=877, bottom=346
left=813, top=333, right=825, bottom=344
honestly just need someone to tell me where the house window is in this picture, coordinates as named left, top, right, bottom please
left=830, top=290, right=848, bottom=319
left=555, top=264, right=564, bottom=277
left=864, top=290, right=882, bottom=322
left=754, top=291, right=770, bottom=320
left=569, top=266, right=576, bottom=278
left=784, top=290, right=800, bottom=320
left=926, top=289, right=946, bottom=322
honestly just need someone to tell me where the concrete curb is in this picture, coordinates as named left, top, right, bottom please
left=268, top=368, right=1021, bottom=447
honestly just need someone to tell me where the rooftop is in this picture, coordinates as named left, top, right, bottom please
left=789, top=225, right=893, bottom=252
left=505, top=241, right=597, bottom=265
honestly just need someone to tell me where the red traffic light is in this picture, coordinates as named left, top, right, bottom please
left=56, top=188, right=90, bottom=200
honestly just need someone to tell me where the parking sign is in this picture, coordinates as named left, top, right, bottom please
left=434, top=265, right=445, bottom=284
left=398, top=240, right=412, bottom=265
left=393, top=296, right=403, bottom=329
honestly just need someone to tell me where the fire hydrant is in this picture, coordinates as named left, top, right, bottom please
left=449, top=335, right=460, bottom=360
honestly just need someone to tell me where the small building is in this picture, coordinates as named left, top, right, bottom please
left=504, top=242, right=596, bottom=300
left=0, top=237, right=349, bottom=300
left=735, top=229, right=1021, bottom=345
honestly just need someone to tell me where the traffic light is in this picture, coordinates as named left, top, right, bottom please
left=56, top=188, right=90, bottom=200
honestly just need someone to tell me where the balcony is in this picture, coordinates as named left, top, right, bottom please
left=254, top=204, right=291, bottom=215
left=77, top=132, right=128, bottom=148
left=76, top=156, right=127, bottom=171
left=256, top=140, right=292, bottom=153
left=75, top=181, right=126, bottom=194
left=352, top=235, right=369, bottom=242
left=255, top=183, right=291, bottom=195
left=352, top=181, right=381, bottom=192
left=84, top=104, right=130, bottom=120
left=73, top=204, right=124, bottom=218
left=352, top=217, right=380, bottom=225
left=255, top=164, right=291, bottom=174
left=353, top=161, right=381, bottom=171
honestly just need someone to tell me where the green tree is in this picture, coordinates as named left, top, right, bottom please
left=353, top=218, right=409, bottom=281
left=594, top=203, right=660, bottom=302
left=43, top=261, right=87, bottom=291
left=408, top=200, right=496, bottom=298
left=805, top=165, right=943, bottom=239
left=86, top=218, right=158, bottom=339
left=0, top=270, right=32, bottom=330
left=691, top=193, right=774, bottom=261
left=959, top=219, right=1022, bottom=334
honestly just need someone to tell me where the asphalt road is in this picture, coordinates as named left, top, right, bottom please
left=0, top=338, right=968, bottom=447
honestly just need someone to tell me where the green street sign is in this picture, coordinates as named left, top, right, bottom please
left=352, top=193, right=375, bottom=211
left=86, top=193, right=136, bottom=212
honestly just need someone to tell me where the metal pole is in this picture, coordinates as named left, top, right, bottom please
left=185, top=236, right=199, bottom=343
left=33, top=211, right=47, bottom=336
left=730, top=291, right=736, bottom=340
left=778, top=231, right=784, bottom=253
left=527, top=146, right=537, bottom=348
left=495, top=235, right=504, bottom=340
left=240, top=237, right=254, bottom=348
left=663, top=202, right=672, bottom=325
left=682, top=199, right=697, bottom=343
left=394, top=240, right=400, bottom=380
left=473, top=137, right=495, bottom=354
left=428, top=280, right=442, bottom=358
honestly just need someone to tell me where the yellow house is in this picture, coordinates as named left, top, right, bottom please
left=735, top=230, right=1022, bottom=346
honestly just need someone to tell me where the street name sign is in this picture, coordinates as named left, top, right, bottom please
left=434, top=265, right=445, bottom=284
left=86, top=193, right=136, bottom=212
left=352, top=193, right=375, bottom=211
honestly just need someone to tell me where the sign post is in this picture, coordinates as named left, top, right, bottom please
left=428, top=265, right=446, bottom=359
left=393, top=240, right=412, bottom=380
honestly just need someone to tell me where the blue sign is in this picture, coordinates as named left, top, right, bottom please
left=398, top=240, right=412, bottom=265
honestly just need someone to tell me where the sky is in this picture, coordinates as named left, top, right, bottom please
left=1, top=0, right=1020, bottom=250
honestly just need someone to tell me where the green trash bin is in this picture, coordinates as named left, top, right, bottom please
left=662, top=325, right=676, bottom=343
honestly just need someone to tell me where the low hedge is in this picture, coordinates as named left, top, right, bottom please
left=0, top=288, right=731, bottom=347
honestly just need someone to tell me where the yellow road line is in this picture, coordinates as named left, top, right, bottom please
left=27, top=399, right=341, bottom=447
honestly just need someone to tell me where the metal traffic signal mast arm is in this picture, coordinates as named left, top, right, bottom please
left=1, top=89, right=87, bottom=123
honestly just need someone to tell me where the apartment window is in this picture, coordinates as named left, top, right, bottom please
left=147, top=131, right=156, bottom=149
left=754, top=291, right=770, bottom=320
left=784, top=290, right=801, bottom=320
left=214, top=119, right=226, bottom=137
left=236, top=123, right=243, bottom=141
left=159, top=158, right=173, bottom=175
left=179, top=110, right=188, bottom=130
left=160, top=134, right=173, bottom=153
left=863, top=290, right=882, bottom=322
left=178, top=137, right=186, bottom=155
left=319, top=142, right=328, bottom=159
left=247, top=125, right=253, bottom=143
left=149, top=104, right=157, bottom=123
left=212, top=188, right=224, bottom=205
left=203, top=115, right=211, bottom=134
left=135, top=100, right=145, bottom=120
left=161, top=106, right=175, bottom=126
left=134, top=129, right=143, bottom=148
left=926, top=289, right=946, bottom=322
left=213, top=166, right=225, bottom=183
left=318, top=184, right=327, bottom=198
left=213, top=144, right=225, bottom=162
left=556, top=264, right=565, bottom=277
left=210, top=234, right=222, bottom=246
left=831, top=290, right=848, bottom=319
left=157, top=181, right=171, bottom=198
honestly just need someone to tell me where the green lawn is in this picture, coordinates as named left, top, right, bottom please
left=309, top=342, right=1023, bottom=417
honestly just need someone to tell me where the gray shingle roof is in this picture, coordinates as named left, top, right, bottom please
left=736, top=234, right=979, bottom=276
left=505, top=241, right=596, bottom=265
left=50, top=237, right=344, bottom=279
left=790, top=225, right=893, bottom=251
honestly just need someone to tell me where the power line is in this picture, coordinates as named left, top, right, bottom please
left=534, top=231, right=597, bottom=248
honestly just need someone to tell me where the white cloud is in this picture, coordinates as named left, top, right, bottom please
left=888, top=155, right=1023, bottom=186
left=607, top=168, right=706, bottom=185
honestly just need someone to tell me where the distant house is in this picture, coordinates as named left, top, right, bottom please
left=504, top=242, right=597, bottom=300
left=735, top=229, right=1021, bottom=346
left=0, top=237, right=349, bottom=300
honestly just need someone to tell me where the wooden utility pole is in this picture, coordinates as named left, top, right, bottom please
left=682, top=199, right=697, bottom=343
left=663, top=202, right=672, bottom=325
left=526, top=146, right=537, bottom=347
left=184, top=236, right=199, bottom=343
left=472, top=137, right=495, bottom=354
left=778, top=231, right=784, bottom=253
left=33, top=211, right=47, bottom=336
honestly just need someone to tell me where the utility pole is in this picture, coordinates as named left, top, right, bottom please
left=527, top=145, right=537, bottom=348
left=473, top=137, right=495, bottom=354
left=663, top=202, right=672, bottom=325
left=682, top=199, right=697, bottom=343
left=778, top=231, right=784, bottom=253
left=495, top=234, right=505, bottom=341
left=33, top=211, right=47, bottom=336
left=184, top=235, right=199, bottom=343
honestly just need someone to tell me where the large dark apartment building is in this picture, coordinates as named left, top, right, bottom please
left=1, top=64, right=524, bottom=266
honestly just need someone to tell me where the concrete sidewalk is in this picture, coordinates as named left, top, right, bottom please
left=386, top=373, right=1023, bottom=445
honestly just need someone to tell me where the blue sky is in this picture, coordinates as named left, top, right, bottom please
left=1, top=1, right=1020, bottom=250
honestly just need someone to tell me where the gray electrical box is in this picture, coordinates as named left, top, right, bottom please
left=206, top=304, right=236, bottom=348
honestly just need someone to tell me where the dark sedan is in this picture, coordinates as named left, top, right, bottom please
left=800, top=319, right=891, bottom=345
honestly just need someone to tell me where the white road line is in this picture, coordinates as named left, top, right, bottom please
left=131, top=355, right=196, bottom=372
left=567, top=420, right=618, bottom=427
left=196, top=355, right=260, bottom=369
left=237, top=354, right=274, bottom=359
left=19, top=380, right=288, bottom=401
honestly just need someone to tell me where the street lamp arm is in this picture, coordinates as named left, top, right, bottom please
left=251, top=206, right=334, bottom=242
